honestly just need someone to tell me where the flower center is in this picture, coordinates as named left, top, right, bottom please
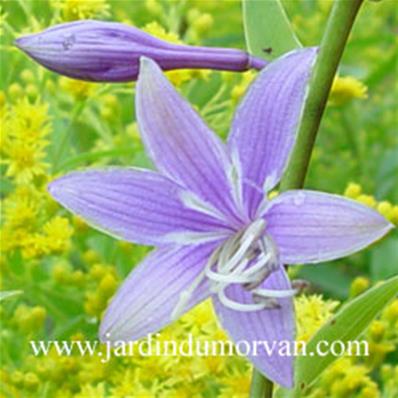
left=171, top=219, right=297, bottom=320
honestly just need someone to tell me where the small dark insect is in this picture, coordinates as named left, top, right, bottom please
left=263, top=47, right=273, bottom=54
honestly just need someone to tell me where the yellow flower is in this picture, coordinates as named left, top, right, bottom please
left=75, top=382, right=106, bottom=398
left=7, top=82, right=23, bottom=101
left=42, top=216, right=74, bottom=253
left=9, top=98, right=51, bottom=142
left=310, top=358, right=380, bottom=398
left=3, top=140, right=48, bottom=183
left=376, top=201, right=393, bottom=220
left=21, top=216, right=73, bottom=258
left=344, top=182, right=362, bottom=199
left=3, top=196, right=38, bottom=230
left=219, top=366, right=252, bottom=398
left=1, top=97, right=51, bottom=183
left=350, top=276, right=371, bottom=298
left=356, top=194, right=377, bottom=209
left=12, top=305, right=47, bottom=333
left=343, top=182, right=398, bottom=224
left=58, top=0, right=110, bottom=21
left=180, top=299, right=217, bottom=334
left=295, top=294, right=339, bottom=342
left=59, top=76, right=97, bottom=100
left=84, top=269, right=119, bottom=317
left=329, top=75, right=368, bottom=106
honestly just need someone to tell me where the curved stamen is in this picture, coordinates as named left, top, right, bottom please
left=171, top=219, right=297, bottom=317
left=206, top=259, right=252, bottom=285
left=218, top=287, right=273, bottom=311
left=254, top=287, right=297, bottom=299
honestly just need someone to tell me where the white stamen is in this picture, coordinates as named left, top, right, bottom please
left=206, top=259, right=251, bottom=285
left=254, top=288, right=297, bottom=299
left=218, top=287, right=269, bottom=311
left=171, top=219, right=298, bottom=317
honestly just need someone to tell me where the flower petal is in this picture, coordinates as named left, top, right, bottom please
left=265, top=190, right=393, bottom=264
left=228, top=48, right=317, bottom=218
left=212, top=267, right=295, bottom=388
left=48, top=168, right=231, bottom=246
left=100, top=243, right=215, bottom=342
left=136, top=57, right=241, bottom=224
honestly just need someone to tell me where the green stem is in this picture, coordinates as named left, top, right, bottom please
left=251, top=0, right=364, bottom=396
left=250, top=369, right=273, bottom=398
left=280, top=0, right=364, bottom=191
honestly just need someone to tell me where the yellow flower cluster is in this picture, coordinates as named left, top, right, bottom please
left=84, top=265, right=118, bottom=318
left=12, top=304, right=47, bottom=334
left=1, top=184, right=73, bottom=260
left=0, top=291, right=345, bottom=397
left=1, top=89, right=74, bottom=261
left=20, top=215, right=73, bottom=258
left=329, top=75, right=368, bottom=106
left=344, top=182, right=398, bottom=225
left=307, top=358, right=380, bottom=398
left=366, top=298, right=398, bottom=368
left=57, top=0, right=110, bottom=21
left=185, top=8, right=214, bottom=42
left=59, top=76, right=98, bottom=100
left=144, top=0, right=214, bottom=43
left=295, top=295, right=340, bottom=342
left=1, top=96, right=50, bottom=184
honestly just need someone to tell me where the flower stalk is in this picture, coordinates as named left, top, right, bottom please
left=250, top=369, right=273, bottom=398
left=251, top=0, right=365, bottom=396
left=280, top=0, right=365, bottom=191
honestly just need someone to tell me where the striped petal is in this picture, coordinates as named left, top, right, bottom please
left=213, top=266, right=295, bottom=388
left=100, top=243, right=215, bottom=342
left=228, top=48, right=317, bottom=218
left=265, top=190, right=393, bottom=264
left=48, top=168, right=231, bottom=246
left=136, top=57, right=241, bottom=225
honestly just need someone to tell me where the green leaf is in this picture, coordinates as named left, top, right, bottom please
left=0, top=290, right=22, bottom=301
left=242, top=0, right=302, bottom=60
left=289, top=276, right=398, bottom=396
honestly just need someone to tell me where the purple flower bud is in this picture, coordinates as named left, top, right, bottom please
left=15, top=20, right=267, bottom=82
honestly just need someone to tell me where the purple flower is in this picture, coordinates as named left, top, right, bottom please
left=48, top=48, right=392, bottom=387
left=15, top=20, right=266, bottom=82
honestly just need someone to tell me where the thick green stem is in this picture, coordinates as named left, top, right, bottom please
left=250, top=0, right=364, bottom=396
left=280, top=0, right=364, bottom=191
left=250, top=369, right=273, bottom=398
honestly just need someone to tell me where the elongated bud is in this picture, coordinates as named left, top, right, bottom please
left=15, top=20, right=267, bottom=82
